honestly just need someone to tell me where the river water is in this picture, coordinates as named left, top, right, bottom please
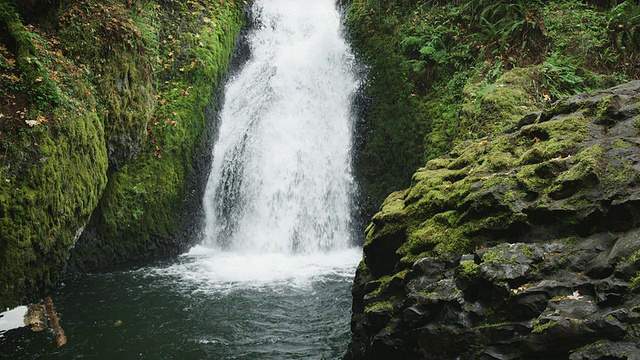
left=1, top=0, right=361, bottom=358
left=0, top=248, right=359, bottom=359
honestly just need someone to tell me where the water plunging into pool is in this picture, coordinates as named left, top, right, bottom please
left=202, top=0, right=357, bottom=255
left=0, top=1, right=361, bottom=358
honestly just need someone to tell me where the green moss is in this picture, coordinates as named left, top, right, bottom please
left=357, top=259, right=369, bottom=273
left=0, top=6, right=63, bottom=109
left=572, top=340, right=618, bottom=357
left=346, top=0, right=638, bottom=218
left=481, top=248, right=515, bottom=265
left=424, top=157, right=454, bottom=170
left=612, top=139, right=630, bottom=150
left=0, top=1, right=108, bottom=306
left=458, top=68, right=541, bottom=139
left=346, top=0, right=430, bottom=215
left=547, top=144, right=604, bottom=197
left=475, top=321, right=514, bottom=330
left=0, top=0, right=244, bottom=306
left=515, top=163, right=555, bottom=193
left=531, top=320, right=557, bottom=333
left=602, top=158, right=635, bottom=197
left=364, top=300, right=394, bottom=313
left=377, top=190, right=408, bottom=217
left=400, top=210, right=471, bottom=258
left=562, top=144, right=604, bottom=178
left=0, top=1, right=152, bottom=297
left=70, top=0, right=244, bottom=270
left=630, top=272, right=640, bottom=291
left=458, top=260, right=479, bottom=279
left=625, top=250, right=640, bottom=265
left=367, top=269, right=412, bottom=297
left=55, top=1, right=155, bottom=169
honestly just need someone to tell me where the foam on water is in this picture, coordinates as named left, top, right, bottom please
left=153, top=246, right=361, bottom=293
left=0, top=306, right=27, bottom=337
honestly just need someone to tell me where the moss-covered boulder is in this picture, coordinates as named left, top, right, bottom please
left=345, top=81, right=640, bottom=359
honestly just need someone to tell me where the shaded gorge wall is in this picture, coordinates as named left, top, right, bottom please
left=0, top=0, right=245, bottom=307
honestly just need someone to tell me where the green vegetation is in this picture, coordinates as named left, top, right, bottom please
left=347, top=0, right=640, bottom=215
left=70, top=0, right=244, bottom=270
left=0, top=0, right=109, bottom=306
left=457, top=260, right=479, bottom=281
left=531, top=319, right=557, bottom=333
left=0, top=0, right=243, bottom=307
left=364, top=300, right=394, bottom=313
left=630, top=272, right=640, bottom=291
left=474, top=321, right=514, bottom=330
left=361, top=90, right=630, bottom=271
left=365, top=268, right=412, bottom=297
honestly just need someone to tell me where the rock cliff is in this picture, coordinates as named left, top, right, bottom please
left=0, top=0, right=244, bottom=307
left=345, top=81, right=640, bottom=359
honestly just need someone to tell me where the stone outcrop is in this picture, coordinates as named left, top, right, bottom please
left=345, top=81, right=640, bottom=359
left=0, top=0, right=244, bottom=307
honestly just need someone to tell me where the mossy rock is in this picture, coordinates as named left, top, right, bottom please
left=68, top=0, right=244, bottom=272
left=350, top=82, right=640, bottom=359
left=0, top=0, right=244, bottom=306
left=344, top=0, right=640, bottom=228
left=459, top=67, right=541, bottom=141
left=0, top=2, right=108, bottom=306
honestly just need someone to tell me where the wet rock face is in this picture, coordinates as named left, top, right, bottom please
left=345, top=81, right=640, bottom=359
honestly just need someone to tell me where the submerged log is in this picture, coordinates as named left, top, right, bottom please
left=44, top=296, right=67, bottom=347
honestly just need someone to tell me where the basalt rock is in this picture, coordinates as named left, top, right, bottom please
left=345, top=81, right=640, bottom=359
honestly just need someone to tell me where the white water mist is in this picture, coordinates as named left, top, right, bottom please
left=201, top=0, right=359, bottom=254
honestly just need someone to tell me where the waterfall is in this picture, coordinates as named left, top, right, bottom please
left=201, top=0, right=359, bottom=254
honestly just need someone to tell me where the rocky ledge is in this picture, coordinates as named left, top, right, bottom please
left=345, top=81, right=640, bottom=359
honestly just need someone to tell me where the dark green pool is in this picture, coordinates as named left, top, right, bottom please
left=0, top=248, right=359, bottom=360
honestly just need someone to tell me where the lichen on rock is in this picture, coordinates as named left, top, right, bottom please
left=345, top=81, right=640, bottom=359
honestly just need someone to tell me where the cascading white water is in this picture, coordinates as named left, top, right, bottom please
left=201, top=0, right=359, bottom=255
left=0, top=3, right=361, bottom=357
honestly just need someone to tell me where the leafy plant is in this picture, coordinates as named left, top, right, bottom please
left=468, top=0, right=547, bottom=59
left=539, top=53, right=586, bottom=99
left=608, top=1, right=640, bottom=56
